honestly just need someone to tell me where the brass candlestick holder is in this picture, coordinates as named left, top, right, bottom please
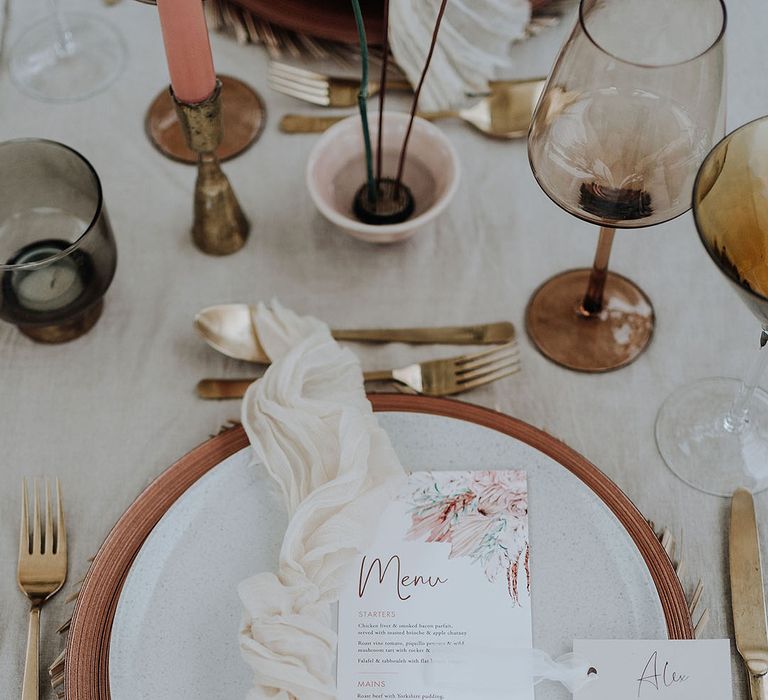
left=147, top=75, right=265, bottom=164
left=172, top=80, right=250, bottom=255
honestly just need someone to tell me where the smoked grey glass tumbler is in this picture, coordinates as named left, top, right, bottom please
left=0, top=139, right=117, bottom=342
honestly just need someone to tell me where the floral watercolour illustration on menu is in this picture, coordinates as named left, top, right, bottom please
left=404, top=471, right=530, bottom=605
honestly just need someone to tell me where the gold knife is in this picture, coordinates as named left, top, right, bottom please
left=730, top=488, right=768, bottom=700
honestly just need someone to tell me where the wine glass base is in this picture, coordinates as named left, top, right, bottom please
left=656, top=378, right=768, bottom=497
left=10, top=13, right=126, bottom=103
left=16, top=299, right=104, bottom=343
left=525, top=268, right=654, bottom=372
left=145, top=75, right=266, bottom=164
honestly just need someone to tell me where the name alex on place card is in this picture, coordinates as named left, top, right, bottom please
left=337, top=470, right=533, bottom=700
left=573, top=639, right=732, bottom=700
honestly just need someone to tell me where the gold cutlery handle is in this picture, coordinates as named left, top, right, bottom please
left=747, top=665, right=768, bottom=700
left=369, top=78, right=413, bottom=93
left=332, top=323, right=515, bottom=345
left=280, top=114, right=349, bottom=133
left=197, top=378, right=256, bottom=399
left=416, top=110, right=458, bottom=122
left=361, top=370, right=396, bottom=383
left=279, top=110, right=455, bottom=134
left=198, top=371, right=394, bottom=399
left=382, top=78, right=413, bottom=92
left=22, top=606, right=40, bottom=700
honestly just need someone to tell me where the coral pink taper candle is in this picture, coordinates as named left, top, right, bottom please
left=156, top=0, right=216, bottom=104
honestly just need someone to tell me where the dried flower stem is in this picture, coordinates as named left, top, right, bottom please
left=395, top=0, right=449, bottom=192
left=376, top=0, right=390, bottom=185
left=350, top=0, right=376, bottom=204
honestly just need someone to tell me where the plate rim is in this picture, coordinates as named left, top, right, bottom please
left=65, top=395, right=692, bottom=699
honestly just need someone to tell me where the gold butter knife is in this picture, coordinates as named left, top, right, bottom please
left=730, top=488, right=768, bottom=700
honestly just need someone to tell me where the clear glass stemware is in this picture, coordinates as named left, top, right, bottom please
left=526, top=0, right=726, bottom=372
left=10, top=1, right=126, bottom=103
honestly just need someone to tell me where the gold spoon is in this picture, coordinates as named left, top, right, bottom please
left=195, top=304, right=516, bottom=364
left=279, top=77, right=546, bottom=139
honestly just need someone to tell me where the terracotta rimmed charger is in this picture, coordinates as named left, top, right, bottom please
left=64, top=395, right=692, bottom=698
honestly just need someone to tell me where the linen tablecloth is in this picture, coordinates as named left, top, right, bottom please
left=1, top=1, right=766, bottom=696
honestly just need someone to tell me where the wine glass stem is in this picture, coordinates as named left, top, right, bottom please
left=724, top=329, right=768, bottom=433
left=47, top=0, right=74, bottom=56
left=580, top=226, right=616, bottom=315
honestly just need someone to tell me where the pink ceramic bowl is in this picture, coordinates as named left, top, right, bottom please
left=306, top=111, right=460, bottom=243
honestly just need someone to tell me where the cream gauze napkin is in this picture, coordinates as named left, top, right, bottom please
left=238, top=301, right=406, bottom=700
left=389, top=0, right=532, bottom=111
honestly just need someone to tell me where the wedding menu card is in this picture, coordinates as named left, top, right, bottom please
left=337, top=471, right=533, bottom=700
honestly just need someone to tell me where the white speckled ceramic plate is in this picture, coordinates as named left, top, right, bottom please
left=70, top=397, right=691, bottom=699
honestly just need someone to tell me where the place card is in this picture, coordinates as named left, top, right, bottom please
left=573, top=639, right=732, bottom=700
left=337, top=470, right=533, bottom=700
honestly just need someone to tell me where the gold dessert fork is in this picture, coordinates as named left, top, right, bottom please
left=197, top=342, right=521, bottom=399
left=18, top=479, right=67, bottom=700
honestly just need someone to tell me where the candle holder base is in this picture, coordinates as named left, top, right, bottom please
left=17, top=299, right=104, bottom=343
left=173, top=81, right=250, bottom=256
left=192, top=159, right=250, bottom=256
left=146, top=75, right=265, bottom=164
left=525, top=268, right=654, bottom=373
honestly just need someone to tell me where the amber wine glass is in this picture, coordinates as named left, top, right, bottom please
left=527, top=0, right=726, bottom=372
left=656, top=117, right=768, bottom=496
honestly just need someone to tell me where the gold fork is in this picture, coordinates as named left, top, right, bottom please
left=18, top=479, right=67, bottom=700
left=197, top=342, right=521, bottom=399
left=279, top=78, right=546, bottom=139
left=268, top=60, right=412, bottom=107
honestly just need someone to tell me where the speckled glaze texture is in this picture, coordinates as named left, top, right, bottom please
left=68, top=398, right=690, bottom=699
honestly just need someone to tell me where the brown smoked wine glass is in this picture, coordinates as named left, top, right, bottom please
left=526, top=0, right=726, bottom=372
left=656, top=116, right=768, bottom=496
